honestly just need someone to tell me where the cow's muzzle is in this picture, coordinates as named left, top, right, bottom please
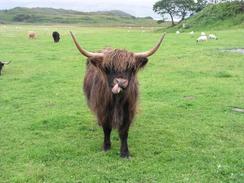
left=112, top=78, right=128, bottom=94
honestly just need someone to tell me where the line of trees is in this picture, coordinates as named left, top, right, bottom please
left=153, top=0, right=242, bottom=26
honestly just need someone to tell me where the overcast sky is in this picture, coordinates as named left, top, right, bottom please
left=0, top=0, right=162, bottom=19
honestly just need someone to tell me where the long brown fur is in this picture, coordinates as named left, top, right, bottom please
left=84, top=49, right=139, bottom=128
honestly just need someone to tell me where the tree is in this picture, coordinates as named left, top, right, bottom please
left=153, top=0, right=208, bottom=25
left=176, top=0, right=191, bottom=22
left=153, top=0, right=178, bottom=26
left=194, top=0, right=208, bottom=12
left=176, top=0, right=208, bottom=22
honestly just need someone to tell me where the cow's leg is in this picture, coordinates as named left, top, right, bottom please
left=102, top=124, right=112, bottom=151
left=119, top=124, right=130, bottom=158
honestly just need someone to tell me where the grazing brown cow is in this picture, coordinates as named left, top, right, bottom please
left=0, top=61, right=11, bottom=75
left=28, top=31, right=36, bottom=39
left=70, top=32, right=165, bottom=158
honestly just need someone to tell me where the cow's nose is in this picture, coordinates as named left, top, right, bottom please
left=112, top=84, right=121, bottom=94
left=114, top=78, right=128, bottom=88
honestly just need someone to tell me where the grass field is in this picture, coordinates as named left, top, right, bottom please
left=0, top=25, right=244, bottom=182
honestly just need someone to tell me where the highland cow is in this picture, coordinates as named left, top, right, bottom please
left=28, top=31, right=36, bottom=39
left=70, top=32, right=165, bottom=158
left=52, top=31, right=60, bottom=43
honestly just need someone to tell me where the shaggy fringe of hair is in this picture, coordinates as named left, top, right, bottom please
left=101, top=49, right=136, bottom=72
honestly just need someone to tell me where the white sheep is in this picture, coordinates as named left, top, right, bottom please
left=190, top=31, right=194, bottom=35
left=208, top=34, right=217, bottom=40
left=201, top=32, right=206, bottom=36
left=176, top=31, right=180, bottom=34
left=197, top=35, right=208, bottom=42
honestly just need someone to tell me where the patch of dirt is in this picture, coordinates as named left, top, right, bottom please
left=221, top=48, right=244, bottom=54
left=232, top=107, right=244, bottom=113
left=183, top=96, right=195, bottom=100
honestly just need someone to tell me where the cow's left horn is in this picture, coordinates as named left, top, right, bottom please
left=134, top=34, right=165, bottom=58
left=70, top=32, right=104, bottom=58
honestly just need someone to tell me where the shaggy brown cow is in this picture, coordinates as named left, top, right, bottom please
left=0, top=61, right=11, bottom=75
left=70, top=32, right=165, bottom=158
left=28, top=31, right=36, bottom=39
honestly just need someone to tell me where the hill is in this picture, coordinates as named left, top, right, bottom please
left=166, top=1, right=244, bottom=32
left=0, top=7, right=158, bottom=26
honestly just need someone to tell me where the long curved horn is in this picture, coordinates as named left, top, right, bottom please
left=134, top=34, right=165, bottom=58
left=2, top=61, right=11, bottom=65
left=70, top=32, right=104, bottom=58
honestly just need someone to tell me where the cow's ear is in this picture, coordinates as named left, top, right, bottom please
left=135, top=57, right=148, bottom=70
left=89, top=56, right=104, bottom=69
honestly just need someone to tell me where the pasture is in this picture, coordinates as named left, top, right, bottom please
left=0, top=25, right=243, bottom=182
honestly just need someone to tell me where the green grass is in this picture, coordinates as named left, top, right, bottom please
left=0, top=25, right=244, bottom=182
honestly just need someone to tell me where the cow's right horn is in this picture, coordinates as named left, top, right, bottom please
left=134, top=34, right=165, bottom=58
left=70, top=32, right=104, bottom=58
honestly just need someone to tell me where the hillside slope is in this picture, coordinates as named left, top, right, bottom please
left=0, top=7, right=157, bottom=26
left=167, top=1, right=244, bottom=31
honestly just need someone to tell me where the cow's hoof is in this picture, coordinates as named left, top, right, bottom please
left=103, top=143, right=111, bottom=151
left=120, top=152, right=130, bottom=158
